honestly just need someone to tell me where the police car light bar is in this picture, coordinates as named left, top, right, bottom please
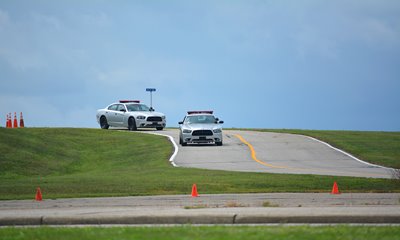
left=119, top=100, right=140, bottom=103
left=187, top=110, right=213, bottom=115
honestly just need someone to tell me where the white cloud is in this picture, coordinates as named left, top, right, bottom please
left=293, top=24, right=339, bottom=60
left=91, top=55, right=199, bottom=88
left=361, top=18, right=400, bottom=46
left=79, top=11, right=111, bottom=27
left=31, top=12, right=61, bottom=30
left=0, top=8, right=9, bottom=28
left=0, top=46, right=48, bottom=72
left=0, top=10, right=52, bottom=71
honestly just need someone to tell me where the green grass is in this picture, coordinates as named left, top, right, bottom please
left=245, top=129, right=400, bottom=169
left=0, top=128, right=399, bottom=200
left=0, top=226, right=399, bottom=240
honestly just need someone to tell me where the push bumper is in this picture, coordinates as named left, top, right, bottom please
left=182, top=133, right=223, bottom=144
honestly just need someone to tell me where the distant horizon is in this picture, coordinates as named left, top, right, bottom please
left=2, top=125, right=399, bottom=133
left=1, top=1, right=399, bottom=131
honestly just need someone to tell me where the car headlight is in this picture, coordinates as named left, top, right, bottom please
left=161, top=116, right=166, bottom=120
left=136, top=116, right=146, bottom=120
left=213, top=128, right=222, bottom=133
left=183, top=129, right=192, bottom=134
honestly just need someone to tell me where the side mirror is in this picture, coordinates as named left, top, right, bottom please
left=178, top=121, right=183, bottom=124
left=149, top=107, right=155, bottom=112
left=120, top=109, right=126, bottom=112
left=219, top=121, right=224, bottom=124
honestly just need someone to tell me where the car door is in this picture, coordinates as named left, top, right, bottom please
left=114, top=104, right=127, bottom=126
left=106, top=104, right=119, bottom=126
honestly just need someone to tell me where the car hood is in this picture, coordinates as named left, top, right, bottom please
left=130, top=111, right=165, bottom=117
left=183, top=123, right=221, bottom=130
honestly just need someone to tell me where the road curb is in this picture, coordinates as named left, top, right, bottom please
left=42, top=214, right=235, bottom=225
left=2, top=207, right=400, bottom=226
left=0, top=217, right=42, bottom=226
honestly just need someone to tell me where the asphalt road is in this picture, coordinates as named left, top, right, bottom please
left=157, top=129, right=393, bottom=179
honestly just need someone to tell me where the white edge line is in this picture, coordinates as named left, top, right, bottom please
left=143, top=132, right=179, bottom=167
left=306, top=136, right=394, bottom=171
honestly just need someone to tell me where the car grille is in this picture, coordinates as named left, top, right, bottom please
left=147, top=116, right=162, bottom=122
left=192, top=130, right=213, bottom=136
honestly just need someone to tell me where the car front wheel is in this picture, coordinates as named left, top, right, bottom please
left=128, top=117, right=137, bottom=131
left=180, top=136, right=187, bottom=146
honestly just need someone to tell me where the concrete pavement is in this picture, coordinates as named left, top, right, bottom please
left=1, top=193, right=399, bottom=225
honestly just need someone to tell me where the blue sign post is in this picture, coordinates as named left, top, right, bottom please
left=146, top=88, right=156, bottom=109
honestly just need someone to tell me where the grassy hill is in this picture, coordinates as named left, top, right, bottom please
left=0, top=128, right=399, bottom=200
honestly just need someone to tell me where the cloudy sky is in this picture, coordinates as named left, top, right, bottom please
left=1, top=1, right=399, bottom=131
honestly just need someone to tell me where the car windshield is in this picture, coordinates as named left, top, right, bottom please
left=185, top=115, right=216, bottom=124
left=126, top=104, right=150, bottom=112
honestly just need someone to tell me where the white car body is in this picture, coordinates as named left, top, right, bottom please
left=179, top=111, right=224, bottom=146
left=96, top=100, right=166, bottom=131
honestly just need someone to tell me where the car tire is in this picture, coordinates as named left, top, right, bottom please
left=100, top=116, right=109, bottom=129
left=179, top=136, right=187, bottom=147
left=180, top=137, right=187, bottom=146
left=156, top=127, right=163, bottom=131
left=216, top=142, right=223, bottom=146
left=128, top=117, right=137, bottom=131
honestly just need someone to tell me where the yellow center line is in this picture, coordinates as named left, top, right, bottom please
left=234, top=133, right=386, bottom=178
left=234, top=134, right=287, bottom=169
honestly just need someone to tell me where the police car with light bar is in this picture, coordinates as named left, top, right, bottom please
left=178, top=111, right=224, bottom=146
left=96, top=100, right=166, bottom=131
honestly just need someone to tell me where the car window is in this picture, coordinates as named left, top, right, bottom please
left=138, top=104, right=150, bottom=111
left=127, top=104, right=150, bottom=112
left=117, top=104, right=126, bottom=111
left=185, top=115, right=216, bottom=124
left=108, top=104, right=118, bottom=111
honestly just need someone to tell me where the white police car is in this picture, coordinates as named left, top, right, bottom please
left=178, top=111, right=224, bottom=146
left=96, top=100, right=166, bottom=131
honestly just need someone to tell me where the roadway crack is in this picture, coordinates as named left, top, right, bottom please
left=232, top=213, right=238, bottom=224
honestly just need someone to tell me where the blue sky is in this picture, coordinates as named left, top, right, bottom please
left=1, top=1, right=399, bottom=131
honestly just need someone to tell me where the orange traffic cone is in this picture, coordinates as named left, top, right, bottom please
left=5, top=114, right=9, bottom=128
left=13, top=112, right=18, bottom=128
left=6, top=113, right=11, bottom=128
left=35, top=187, right=43, bottom=201
left=8, top=113, right=12, bottom=128
left=331, top=181, right=340, bottom=194
left=19, top=112, right=24, bottom=128
left=191, top=184, right=199, bottom=197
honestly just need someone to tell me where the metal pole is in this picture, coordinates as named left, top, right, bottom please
left=150, top=91, right=153, bottom=108
left=146, top=88, right=156, bottom=110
